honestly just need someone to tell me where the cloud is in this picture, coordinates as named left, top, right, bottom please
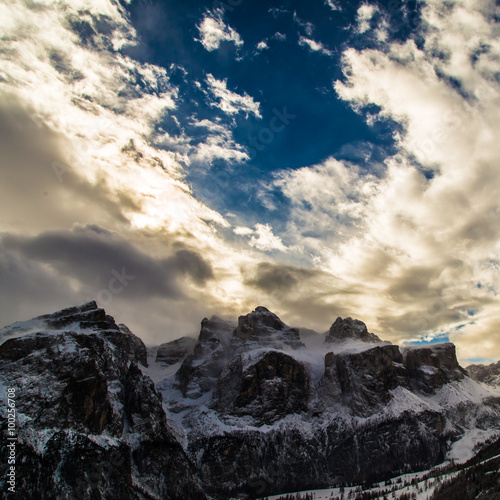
left=0, top=0, right=261, bottom=342
left=298, top=36, right=335, bottom=56
left=0, top=96, right=138, bottom=233
left=196, top=8, right=243, bottom=52
left=272, top=32, right=287, bottom=42
left=234, top=226, right=255, bottom=236
left=325, top=0, right=342, bottom=12
left=2, top=0, right=500, bottom=363
left=245, top=224, right=288, bottom=252
left=205, top=74, right=262, bottom=118
left=1, top=225, right=213, bottom=299
left=241, top=261, right=366, bottom=332
left=188, top=117, right=249, bottom=165
left=244, top=262, right=320, bottom=292
left=256, top=40, right=269, bottom=52
left=258, top=0, right=500, bottom=360
left=293, top=12, right=315, bottom=36
left=356, top=4, right=379, bottom=33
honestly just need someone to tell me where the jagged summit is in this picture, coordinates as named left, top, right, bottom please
left=0, top=301, right=204, bottom=499
left=231, top=306, right=305, bottom=351
left=0, top=300, right=121, bottom=342
left=325, top=316, right=383, bottom=344
left=466, top=359, right=500, bottom=387
left=200, top=315, right=234, bottom=345
left=156, top=336, right=196, bottom=366
left=2, top=302, right=500, bottom=499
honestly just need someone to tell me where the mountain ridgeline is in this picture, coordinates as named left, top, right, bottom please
left=1, top=302, right=499, bottom=499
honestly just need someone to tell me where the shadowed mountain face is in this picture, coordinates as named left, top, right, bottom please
left=326, top=316, right=383, bottom=344
left=1, top=303, right=500, bottom=499
left=0, top=302, right=206, bottom=500
left=466, top=360, right=500, bottom=388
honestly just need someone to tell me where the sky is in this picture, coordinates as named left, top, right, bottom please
left=1, top=0, right=500, bottom=364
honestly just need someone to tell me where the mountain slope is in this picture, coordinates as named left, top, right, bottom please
left=151, top=307, right=500, bottom=498
left=0, top=302, right=206, bottom=499
left=1, top=303, right=500, bottom=499
left=466, top=360, right=500, bottom=388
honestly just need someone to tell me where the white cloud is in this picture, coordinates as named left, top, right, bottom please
left=293, top=12, right=315, bottom=36
left=196, top=9, right=243, bottom=52
left=265, top=0, right=500, bottom=360
left=298, top=36, right=334, bottom=56
left=250, top=224, right=288, bottom=252
left=256, top=40, right=269, bottom=51
left=234, top=226, right=254, bottom=236
left=205, top=74, right=262, bottom=118
left=189, top=118, right=249, bottom=165
left=325, top=0, right=342, bottom=11
left=356, top=4, right=379, bottom=33
left=272, top=32, right=287, bottom=42
left=234, top=224, right=288, bottom=252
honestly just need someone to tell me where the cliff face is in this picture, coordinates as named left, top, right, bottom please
left=466, top=360, right=500, bottom=388
left=320, top=344, right=408, bottom=415
left=0, top=302, right=205, bottom=500
left=1, top=303, right=500, bottom=499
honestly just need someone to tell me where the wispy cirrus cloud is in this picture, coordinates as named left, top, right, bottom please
left=205, top=74, right=262, bottom=118
left=196, top=8, right=243, bottom=52
left=298, top=36, right=335, bottom=56
left=325, top=0, right=342, bottom=12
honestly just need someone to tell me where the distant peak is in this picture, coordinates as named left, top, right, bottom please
left=325, top=316, right=383, bottom=344
left=234, top=307, right=286, bottom=339
left=231, top=307, right=304, bottom=350
left=254, top=306, right=270, bottom=313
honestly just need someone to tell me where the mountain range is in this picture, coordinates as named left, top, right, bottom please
left=1, top=302, right=499, bottom=499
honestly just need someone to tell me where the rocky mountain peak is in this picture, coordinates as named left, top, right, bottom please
left=199, top=315, right=234, bottom=345
left=43, top=300, right=120, bottom=331
left=231, top=306, right=305, bottom=351
left=402, top=343, right=466, bottom=393
left=2, top=302, right=500, bottom=500
left=156, top=336, right=196, bottom=366
left=0, top=302, right=206, bottom=498
left=325, top=316, right=383, bottom=344
left=466, top=360, right=500, bottom=387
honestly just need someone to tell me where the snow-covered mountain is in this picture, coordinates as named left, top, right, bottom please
left=466, top=360, right=500, bottom=388
left=1, top=302, right=500, bottom=499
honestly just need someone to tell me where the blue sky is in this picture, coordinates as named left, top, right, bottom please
left=1, top=0, right=500, bottom=364
left=124, top=0, right=400, bottom=222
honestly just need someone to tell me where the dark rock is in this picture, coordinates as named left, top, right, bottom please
left=403, top=343, right=466, bottom=393
left=326, top=316, right=383, bottom=344
left=156, top=336, right=196, bottom=366
left=214, top=350, right=310, bottom=425
left=175, top=316, right=234, bottom=398
left=320, top=345, right=408, bottom=415
left=231, top=306, right=305, bottom=352
left=35, top=300, right=99, bottom=320
left=0, top=304, right=206, bottom=499
left=466, top=360, right=500, bottom=387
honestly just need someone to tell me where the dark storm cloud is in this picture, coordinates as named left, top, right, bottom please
left=1, top=225, right=214, bottom=300
left=0, top=244, right=79, bottom=327
left=387, top=266, right=440, bottom=302
left=242, top=261, right=366, bottom=332
left=243, top=262, right=321, bottom=291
